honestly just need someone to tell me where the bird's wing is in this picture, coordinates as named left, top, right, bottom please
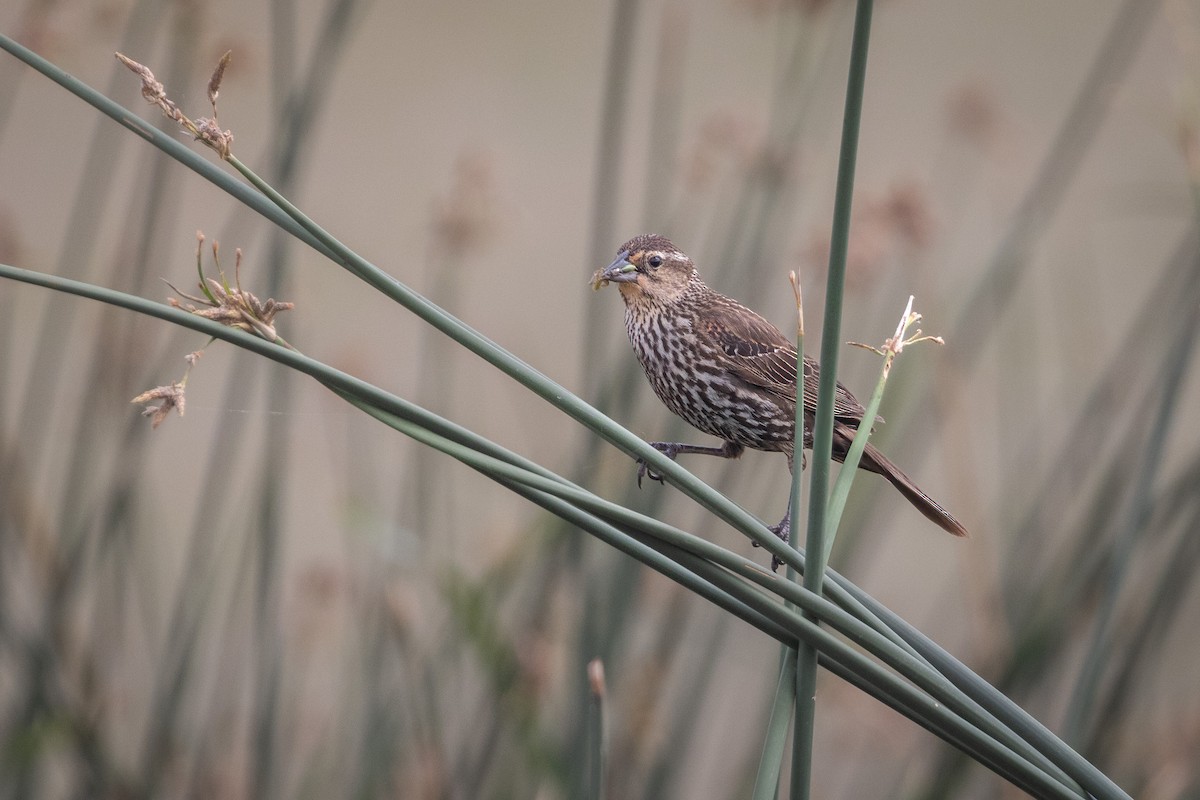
left=697, top=297, right=866, bottom=420
left=807, top=353, right=869, bottom=421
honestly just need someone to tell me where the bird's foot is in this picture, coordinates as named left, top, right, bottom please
left=636, top=441, right=681, bottom=489
left=768, top=511, right=791, bottom=572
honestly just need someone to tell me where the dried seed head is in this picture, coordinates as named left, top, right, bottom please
left=192, top=117, right=234, bottom=159
left=115, top=53, right=185, bottom=126
left=168, top=235, right=294, bottom=343
left=131, top=382, right=186, bottom=428
left=208, top=50, right=232, bottom=107
left=115, top=51, right=235, bottom=160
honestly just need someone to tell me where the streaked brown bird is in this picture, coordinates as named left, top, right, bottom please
left=593, top=233, right=967, bottom=566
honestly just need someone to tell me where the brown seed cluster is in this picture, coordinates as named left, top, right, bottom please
left=131, top=234, right=293, bottom=429
left=166, top=233, right=293, bottom=343
left=115, top=51, right=234, bottom=159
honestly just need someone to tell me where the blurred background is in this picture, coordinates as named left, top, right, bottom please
left=1, top=0, right=1198, bottom=797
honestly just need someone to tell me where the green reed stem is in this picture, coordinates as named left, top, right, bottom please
left=793, top=2, right=873, bottom=798
left=754, top=648, right=797, bottom=800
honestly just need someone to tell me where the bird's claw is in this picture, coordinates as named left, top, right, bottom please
left=635, top=462, right=664, bottom=489
left=768, top=517, right=791, bottom=572
left=636, top=442, right=679, bottom=489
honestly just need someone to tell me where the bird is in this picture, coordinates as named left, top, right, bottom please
left=592, top=233, right=967, bottom=568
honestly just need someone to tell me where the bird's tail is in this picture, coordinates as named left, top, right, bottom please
left=854, top=437, right=969, bottom=537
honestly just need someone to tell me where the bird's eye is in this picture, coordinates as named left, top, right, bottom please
left=647, top=255, right=663, bottom=269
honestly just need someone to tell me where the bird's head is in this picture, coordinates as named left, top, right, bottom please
left=592, top=234, right=699, bottom=305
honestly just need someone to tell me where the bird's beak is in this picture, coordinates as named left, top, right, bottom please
left=591, top=251, right=639, bottom=290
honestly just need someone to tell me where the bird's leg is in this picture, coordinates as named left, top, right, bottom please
left=750, top=503, right=792, bottom=570
left=752, top=450, right=794, bottom=571
left=636, top=440, right=744, bottom=488
left=768, top=502, right=791, bottom=572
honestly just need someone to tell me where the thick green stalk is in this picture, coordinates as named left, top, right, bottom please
left=824, top=573, right=1131, bottom=800
left=754, top=649, right=798, bottom=800
left=793, top=2, right=873, bottom=798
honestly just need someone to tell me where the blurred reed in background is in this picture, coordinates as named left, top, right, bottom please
left=1, top=0, right=1198, bottom=798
